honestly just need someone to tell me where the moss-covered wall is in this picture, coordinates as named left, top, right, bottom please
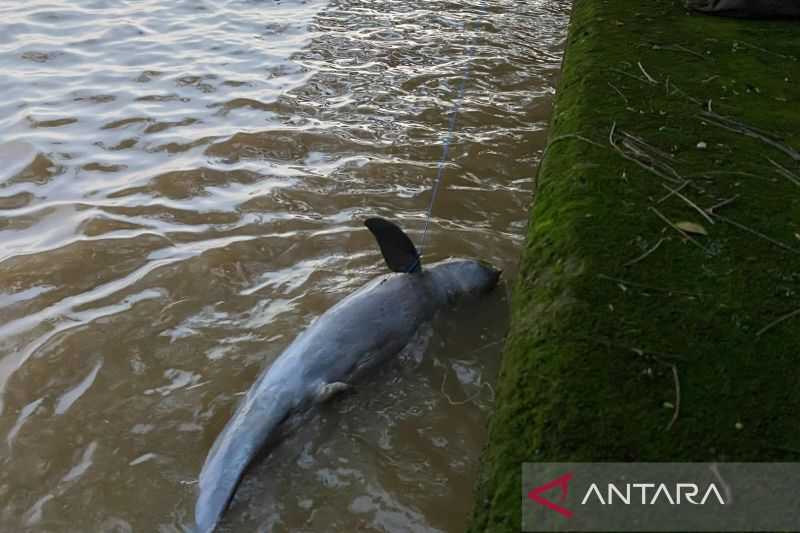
left=470, top=1, right=800, bottom=530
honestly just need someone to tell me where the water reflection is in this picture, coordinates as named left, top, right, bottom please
left=0, top=0, right=570, bottom=530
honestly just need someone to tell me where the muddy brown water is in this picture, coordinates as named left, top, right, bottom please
left=0, top=1, right=570, bottom=531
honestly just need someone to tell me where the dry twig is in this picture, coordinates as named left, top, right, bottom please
left=736, top=40, right=797, bottom=61
left=609, top=123, right=683, bottom=184
left=597, top=273, right=700, bottom=297
left=637, top=61, right=658, bottom=83
left=767, top=157, right=800, bottom=187
left=624, top=238, right=665, bottom=267
left=712, top=213, right=800, bottom=254
left=546, top=133, right=605, bottom=152
left=705, top=194, right=739, bottom=214
left=651, top=43, right=705, bottom=60
left=700, top=110, right=800, bottom=162
left=649, top=206, right=709, bottom=252
left=756, top=307, right=800, bottom=337
left=660, top=183, right=714, bottom=224
left=664, top=363, right=681, bottom=431
left=606, top=339, right=683, bottom=430
left=608, top=82, right=629, bottom=104
left=657, top=180, right=690, bottom=203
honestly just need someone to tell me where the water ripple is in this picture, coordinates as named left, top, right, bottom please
left=0, top=0, right=570, bottom=530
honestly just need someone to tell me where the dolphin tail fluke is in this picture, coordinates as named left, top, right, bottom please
left=364, top=217, right=422, bottom=273
left=195, top=395, right=291, bottom=533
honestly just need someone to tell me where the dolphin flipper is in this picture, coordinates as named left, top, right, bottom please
left=315, top=381, right=351, bottom=403
left=364, top=218, right=422, bottom=273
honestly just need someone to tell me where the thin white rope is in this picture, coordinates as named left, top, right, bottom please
left=414, top=7, right=485, bottom=265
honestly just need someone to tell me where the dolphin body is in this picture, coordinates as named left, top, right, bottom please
left=194, top=218, right=500, bottom=532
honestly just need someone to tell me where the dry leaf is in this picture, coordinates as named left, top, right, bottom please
left=675, top=221, right=707, bottom=236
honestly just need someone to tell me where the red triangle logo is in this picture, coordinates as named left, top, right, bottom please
left=527, top=472, right=574, bottom=519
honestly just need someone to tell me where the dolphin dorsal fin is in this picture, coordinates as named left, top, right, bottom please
left=364, top=217, right=422, bottom=274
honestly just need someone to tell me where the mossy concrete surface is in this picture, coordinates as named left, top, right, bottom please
left=469, top=1, right=800, bottom=531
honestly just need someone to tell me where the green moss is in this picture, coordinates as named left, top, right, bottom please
left=469, top=1, right=800, bottom=531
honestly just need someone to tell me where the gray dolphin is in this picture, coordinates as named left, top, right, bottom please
left=194, top=217, right=500, bottom=532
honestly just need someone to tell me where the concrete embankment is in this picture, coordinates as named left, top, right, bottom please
left=469, top=0, right=800, bottom=530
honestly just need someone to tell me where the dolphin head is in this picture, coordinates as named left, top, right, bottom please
left=426, top=259, right=501, bottom=304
